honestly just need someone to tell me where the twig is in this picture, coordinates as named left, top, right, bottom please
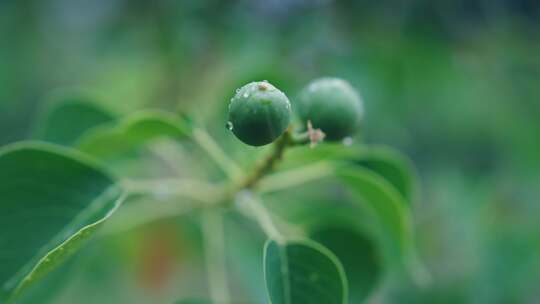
left=238, top=123, right=325, bottom=190
left=235, top=191, right=285, bottom=243
left=121, top=178, right=221, bottom=204
left=240, top=131, right=292, bottom=189
left=193, top=128, right=243, bottom=180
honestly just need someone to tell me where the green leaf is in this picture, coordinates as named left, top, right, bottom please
left=34, top=93, right=115, bottom=146
left=335, top=167, right=419, bottom=277
left=76, top=110, right=190, bottom=158
left=282, top=144, right=417, bottom=204
left=0, top=142, right=124, bottom=301
left=264, top=238, right=348, bottom=304
left=353, top=146, right=417, bottom=204
left=309, top=225, right=381, bottom=303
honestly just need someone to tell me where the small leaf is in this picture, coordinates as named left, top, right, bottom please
left=34, top=93, right=115, bottom=145
left=310, top=225, right=381, bottom=303
left=0, top=142, right=124, bottom=301
left=264, top=239, right=348, bottom=304
left=76, top=110, right=191, bottom=158
left=335, top=167, right=418, bottom=276
left=353, top=146, right=417, bottom=204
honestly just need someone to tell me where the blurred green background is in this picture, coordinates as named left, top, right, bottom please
left=1, top=0, right=540, bottom=303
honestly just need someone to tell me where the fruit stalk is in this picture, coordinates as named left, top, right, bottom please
left=240, top=129, right=292, bottom=189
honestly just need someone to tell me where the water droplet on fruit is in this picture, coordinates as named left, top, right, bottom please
left=342, top=137, right=353, bottom=146
left=226, top=121, right=234, bottom=131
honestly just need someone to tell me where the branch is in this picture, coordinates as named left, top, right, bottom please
left=238, top=123, right=325, bottom=190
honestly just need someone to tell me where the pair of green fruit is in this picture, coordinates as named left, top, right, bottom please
left=228, top=78, right=364, bottom=146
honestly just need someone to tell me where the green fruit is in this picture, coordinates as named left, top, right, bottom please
left=228, top=81, right=291, bottom=146
left=297, top=78, right=363, bottom=141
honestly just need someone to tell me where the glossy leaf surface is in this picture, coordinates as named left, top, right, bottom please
left=264, top=239, right=347, bottom=304
left=34, top=95, right=115, bottom=146
left=0, top=142, right=123, bottom=301
left=76, top=110, right=190, bottom=158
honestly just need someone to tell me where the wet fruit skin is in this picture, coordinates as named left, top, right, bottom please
left=228, top=81, right=291, bottom=146
left=297, top=78, right=363, bottom=141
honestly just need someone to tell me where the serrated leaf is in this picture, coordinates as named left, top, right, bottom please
left=309, top=225, right=381, bottom=303
left=34, top=94, right=115, bottom=145
left=264, top=239, right=348, bottom=304
left=0, top=142, right=124, bottom=302
left=75, top=110, right=190, bottom=158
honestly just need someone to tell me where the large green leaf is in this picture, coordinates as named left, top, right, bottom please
left=0, top=142, right=124, bottom=302
left=76, top=110, right=190, bottom=158
left=264, top=239, right=348, bottom=304
left=34, top=94, right=115, bottom=146
left=309, top=225, right=381, bottom=303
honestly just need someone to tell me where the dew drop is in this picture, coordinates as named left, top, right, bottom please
left=342, top=137, right=353, bottom=146
left=243, top=93, right=249, bottom=98
left=226, top=121, right=234, bottom=131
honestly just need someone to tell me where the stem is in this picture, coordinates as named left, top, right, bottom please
left=193, top=128, right=243, bottom=180
left=202, top=210, right=230, bottom=304
left=240, top=131, right=292, bottom=189
left=121, top=178, right=221, bottom=204
left=235, top=191, right=285, bottom=243
left=258, top=162, right=335, bottom=194
left=238, top=123, right=325, bottom=190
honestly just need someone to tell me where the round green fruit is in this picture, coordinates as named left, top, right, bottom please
left=297, top=77, right=363, bottom=141
left=228, top=81, right=291, bottom=146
